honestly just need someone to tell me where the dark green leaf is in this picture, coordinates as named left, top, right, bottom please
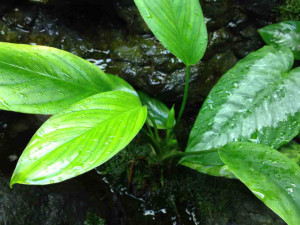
left=180, top=46, right=300, bottom=177
left=279, top=141, right=300, bottom=166
left=10, top=91, right=147, bottom=185
left=134, top=0, right=207, bottom=65
left=258, top=21, right=300, bottom=60
left=0, top=42, right=134, bottom=114
left=219, top=142, right=300, bottom=225
left=138, top=91, right=175, bottom=129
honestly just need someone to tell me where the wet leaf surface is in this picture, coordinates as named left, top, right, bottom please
left=10, top=91, right=147, bottom=185
left=219, top=142, right=300, bottom=225
left=0, top=43, right=134, bottom=114
left=258, top=21, right=300, bottom=60
left=181, top=46, right=300, bottom=177
left=134, top=0, right=207, bottom=65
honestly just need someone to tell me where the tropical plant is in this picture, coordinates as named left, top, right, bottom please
left=0, top=0, right=299, bottom=224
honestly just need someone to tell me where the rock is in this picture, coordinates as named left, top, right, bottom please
left=201, top=0, right=235, bottom=30
left=112, top=0, right=150, bottom=34
left=0, top=0, right=280, bottom=106
left=0, top=111, right=38, bottom=175
left=241, top=0, right=282, bottom=26
left=0, top=176, right=104, bottom=225
left=0, top=177, right=109, bottom=225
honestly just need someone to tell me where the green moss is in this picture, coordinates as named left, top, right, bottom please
left=84, top=211, right=105, bottom=225
left=277, top=0, right=300, bottom=21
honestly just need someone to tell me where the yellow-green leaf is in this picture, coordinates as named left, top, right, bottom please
left=0, top=42, right=134, bottom=114
left=10, top=91, right=147, bottom=185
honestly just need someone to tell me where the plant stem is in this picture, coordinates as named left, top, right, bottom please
left=176, top=65, right=191, bottom=124
left=162, top=149, right=218, bottom=162
left=145, top=122, right=155, bottom=139
left=148, top=114, right=160, bottom=143
left=141, top=127, right=160, bottom=155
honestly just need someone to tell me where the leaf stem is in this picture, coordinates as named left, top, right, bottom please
left=141, top=127, right=160, bottom=155
left=148, top=114, right=160, bottom=143
left=176, top=65, right=191, bottom=124
left=145, top=121, right=155, bottom=139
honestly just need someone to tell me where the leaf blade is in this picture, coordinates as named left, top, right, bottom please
left=181, top=46, right=300, bottom=177
left=138, top=91, right=175, bottom=129
left=0, top=42, right=134, bottom=114
left=10, top=91, right=147, bottom=185
left=134, top=0, right=207, bottom=65
left=219, top=142, right=300, bottom=225
left=258, top=21, right=300, bottom=60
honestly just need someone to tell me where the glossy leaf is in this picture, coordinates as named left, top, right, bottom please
left=138, top=91, right=175, bottom=129
left=219, top=142, right=300, bottom=225
left=10, top=91, right=147, bottom=185
left=280, top=141, right=300, bottom=166
left=106, top=73, right=137, bottom=96
left=180, top=46, right=300, bottom=177
left=0, top=42, right=134, bottom=114
left=258, top=21, right=300, bottom=60
left=134, top=0, right=207, bottom=65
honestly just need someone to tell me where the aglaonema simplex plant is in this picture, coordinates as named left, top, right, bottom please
left=0, top=0, right=299, bottom=223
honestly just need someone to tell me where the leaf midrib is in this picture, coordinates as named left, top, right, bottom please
left=0, top=60, right=100, bottom=93
left=14, top=106, right=143, bottom=179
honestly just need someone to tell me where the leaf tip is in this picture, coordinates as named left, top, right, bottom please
left=10, top=172, right=23, bottom=188
left=9, top=178, right=16, bottom=189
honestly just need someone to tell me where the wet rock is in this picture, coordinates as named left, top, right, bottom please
left=112, top=0, right=150, bottom=34
left=233, top=35, right=263, bottom=58
left=0, top=111, right=38, bottom=175
left=240, top=25, right=257, bottom=38
left=0, top=177, right=101, bottom=225
left=240, top=0, right=282, bottom=26
left=204, top=27, right=235, bottom=59
left=201, top=0, right=235, bottom=30
left=0, top=0, right=279, bottom=106
left=227, top=8, right=248, bottom=29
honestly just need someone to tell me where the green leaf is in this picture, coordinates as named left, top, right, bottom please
left=219, top=142, right=300, bottom=225
left=134, top=0, right=207, bottom=65
left=166, top=105, right=176, bottom=129
left=138, top=91, right=175, bottom=129
left=0, top=42, right=134, bottom=114
left=10, top=91, right=147, bottom=185
left=180, top=46, right=300, bottom=177
left=106, top=73, right=137, bottom=96
left=258, top=21, right=300, bottom=60
left=279, top=141, right=300, bottom=166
